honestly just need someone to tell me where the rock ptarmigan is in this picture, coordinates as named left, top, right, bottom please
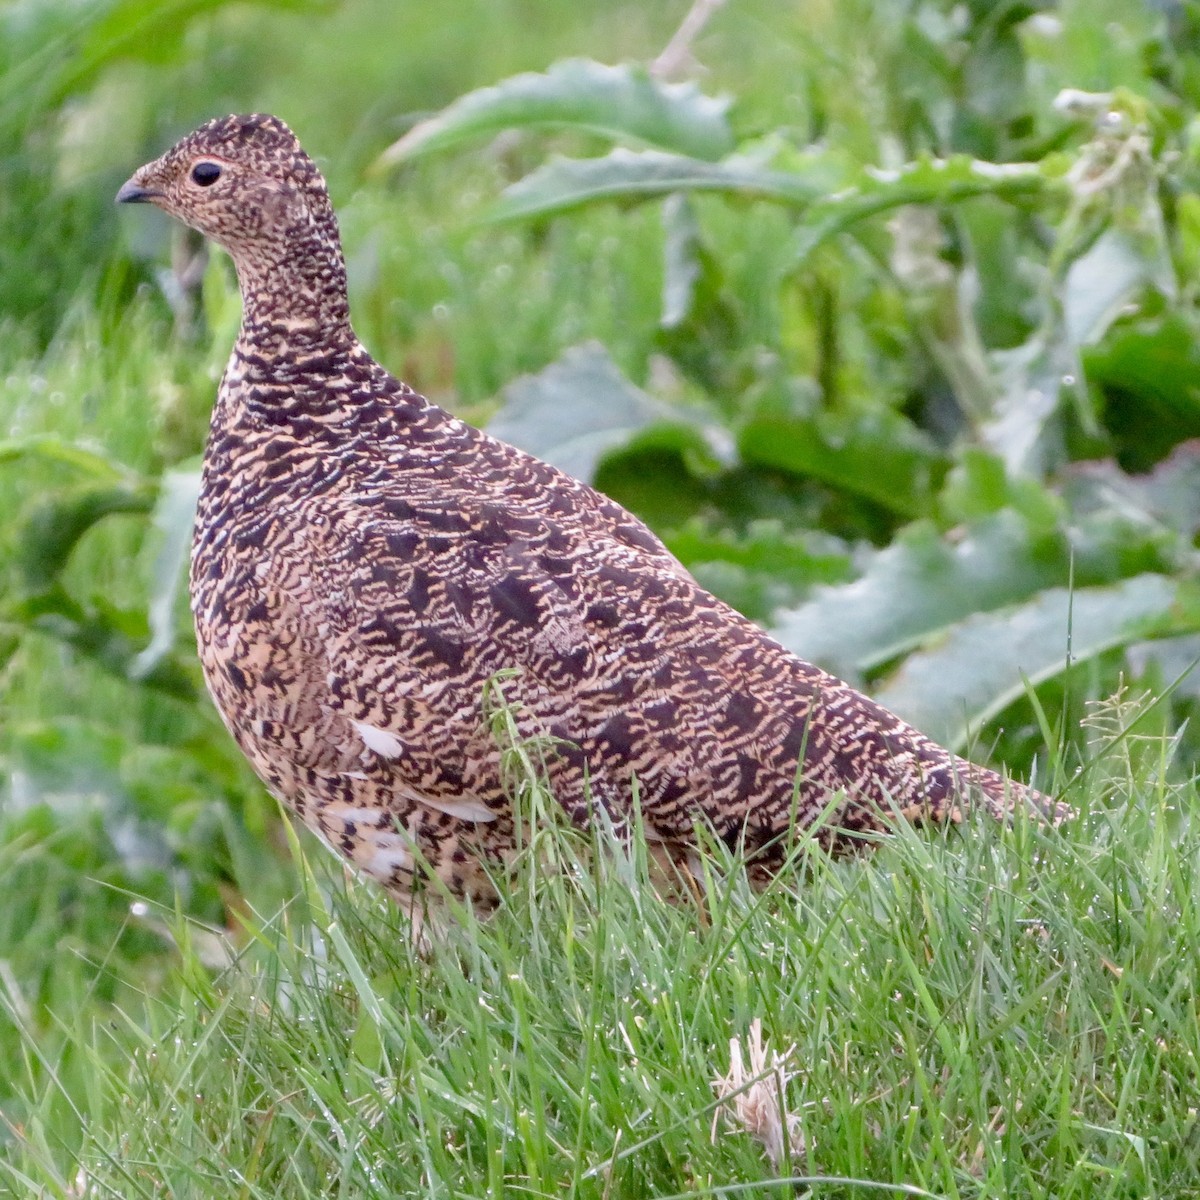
left=117, top=114, right=1067, bottom=909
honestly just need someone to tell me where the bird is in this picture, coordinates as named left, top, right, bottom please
left=116, top=114, right=1068, bottom=911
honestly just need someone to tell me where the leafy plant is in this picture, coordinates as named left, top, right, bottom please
left=378, top=10, right=1200, bottom=772
left=0, top=0, right=330, bottom=341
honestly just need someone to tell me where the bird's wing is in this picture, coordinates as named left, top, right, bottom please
left=282, top=477, right=902, bottom=844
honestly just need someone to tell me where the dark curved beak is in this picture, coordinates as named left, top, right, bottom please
left=115, top=175, right=163, bottom=204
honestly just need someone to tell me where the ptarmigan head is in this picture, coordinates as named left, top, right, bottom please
left=117, top=113, right=348, bottom=327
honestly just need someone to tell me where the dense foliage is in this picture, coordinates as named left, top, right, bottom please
left=1, top=1, right=1198, bottom=1195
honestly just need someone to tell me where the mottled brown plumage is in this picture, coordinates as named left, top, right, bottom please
left=117, top=114, right=1066, bottom=909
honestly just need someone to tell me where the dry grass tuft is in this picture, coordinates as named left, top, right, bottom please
left=711, top=1018, right=806, bottom=1169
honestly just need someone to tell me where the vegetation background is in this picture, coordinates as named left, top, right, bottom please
left=1, top=0, right=1199, bottom=1195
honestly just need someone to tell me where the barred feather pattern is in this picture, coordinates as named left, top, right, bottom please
left=118, top=115, right=1068, bottom=908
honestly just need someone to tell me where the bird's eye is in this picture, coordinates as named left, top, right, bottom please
left=191, top=161, right=222, bottom=187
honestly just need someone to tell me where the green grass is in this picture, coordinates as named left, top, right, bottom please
left=3, top=717, right=1198, bottom=1199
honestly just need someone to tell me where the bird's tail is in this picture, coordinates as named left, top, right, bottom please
left=954, top=757, right=1074, bottom=825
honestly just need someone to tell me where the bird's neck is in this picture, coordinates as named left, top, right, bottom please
left=230, top=215, right=355, bottom=349
left=235, top=266, right=353, bottom=349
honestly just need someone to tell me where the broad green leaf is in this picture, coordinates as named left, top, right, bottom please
left=64, top=0, right=307, bottom=90
left=789, top=155, right=1059, bottom=268
left=772, top=514, right=1066, bottom=681
left=377, top=59, right=734, bottom=168
left=666, top=520, right=853, bottom=621
left=957, top=196, right=1038, bottom=350
left=12, top=587, right=197, bottom=701
left=1063, top=227, right=1172, bottom=351
left=488, top=149, right=840, bottom=223
left=131, top=466, right=202, bottom=681
left=982, top=332, right=1075, bottom=476
left=15, top=483, right=153, bottom=592
left=1127, top=634, right=1200, bottom=702
left=7, top=718, right=126, bottom=808
left=738, top=407, right=946, bottom=520
left=7, top=718, right=181, bottom=878
left=657, top=194, right=747, bottom=393
left=0, top=435, right=136, bottom=482
left=772, top=507, right=1175, bottom=685
left=667, top=521, right=851, bottom=587
left=939, top=448, right=1062, bottom=528
left=593, top=451, right=715, bottom=535
left=1085, top=313, right=1200, bottom=417
left=1, top=0, right=330, bottom=120
left=488, top=341, right=730, bottom=483
left=875, top=574, right=1192, bottom=749
left=1083, top=313, right=1200, bottom=468
left=1062, top=443, right=1200, bottom=542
